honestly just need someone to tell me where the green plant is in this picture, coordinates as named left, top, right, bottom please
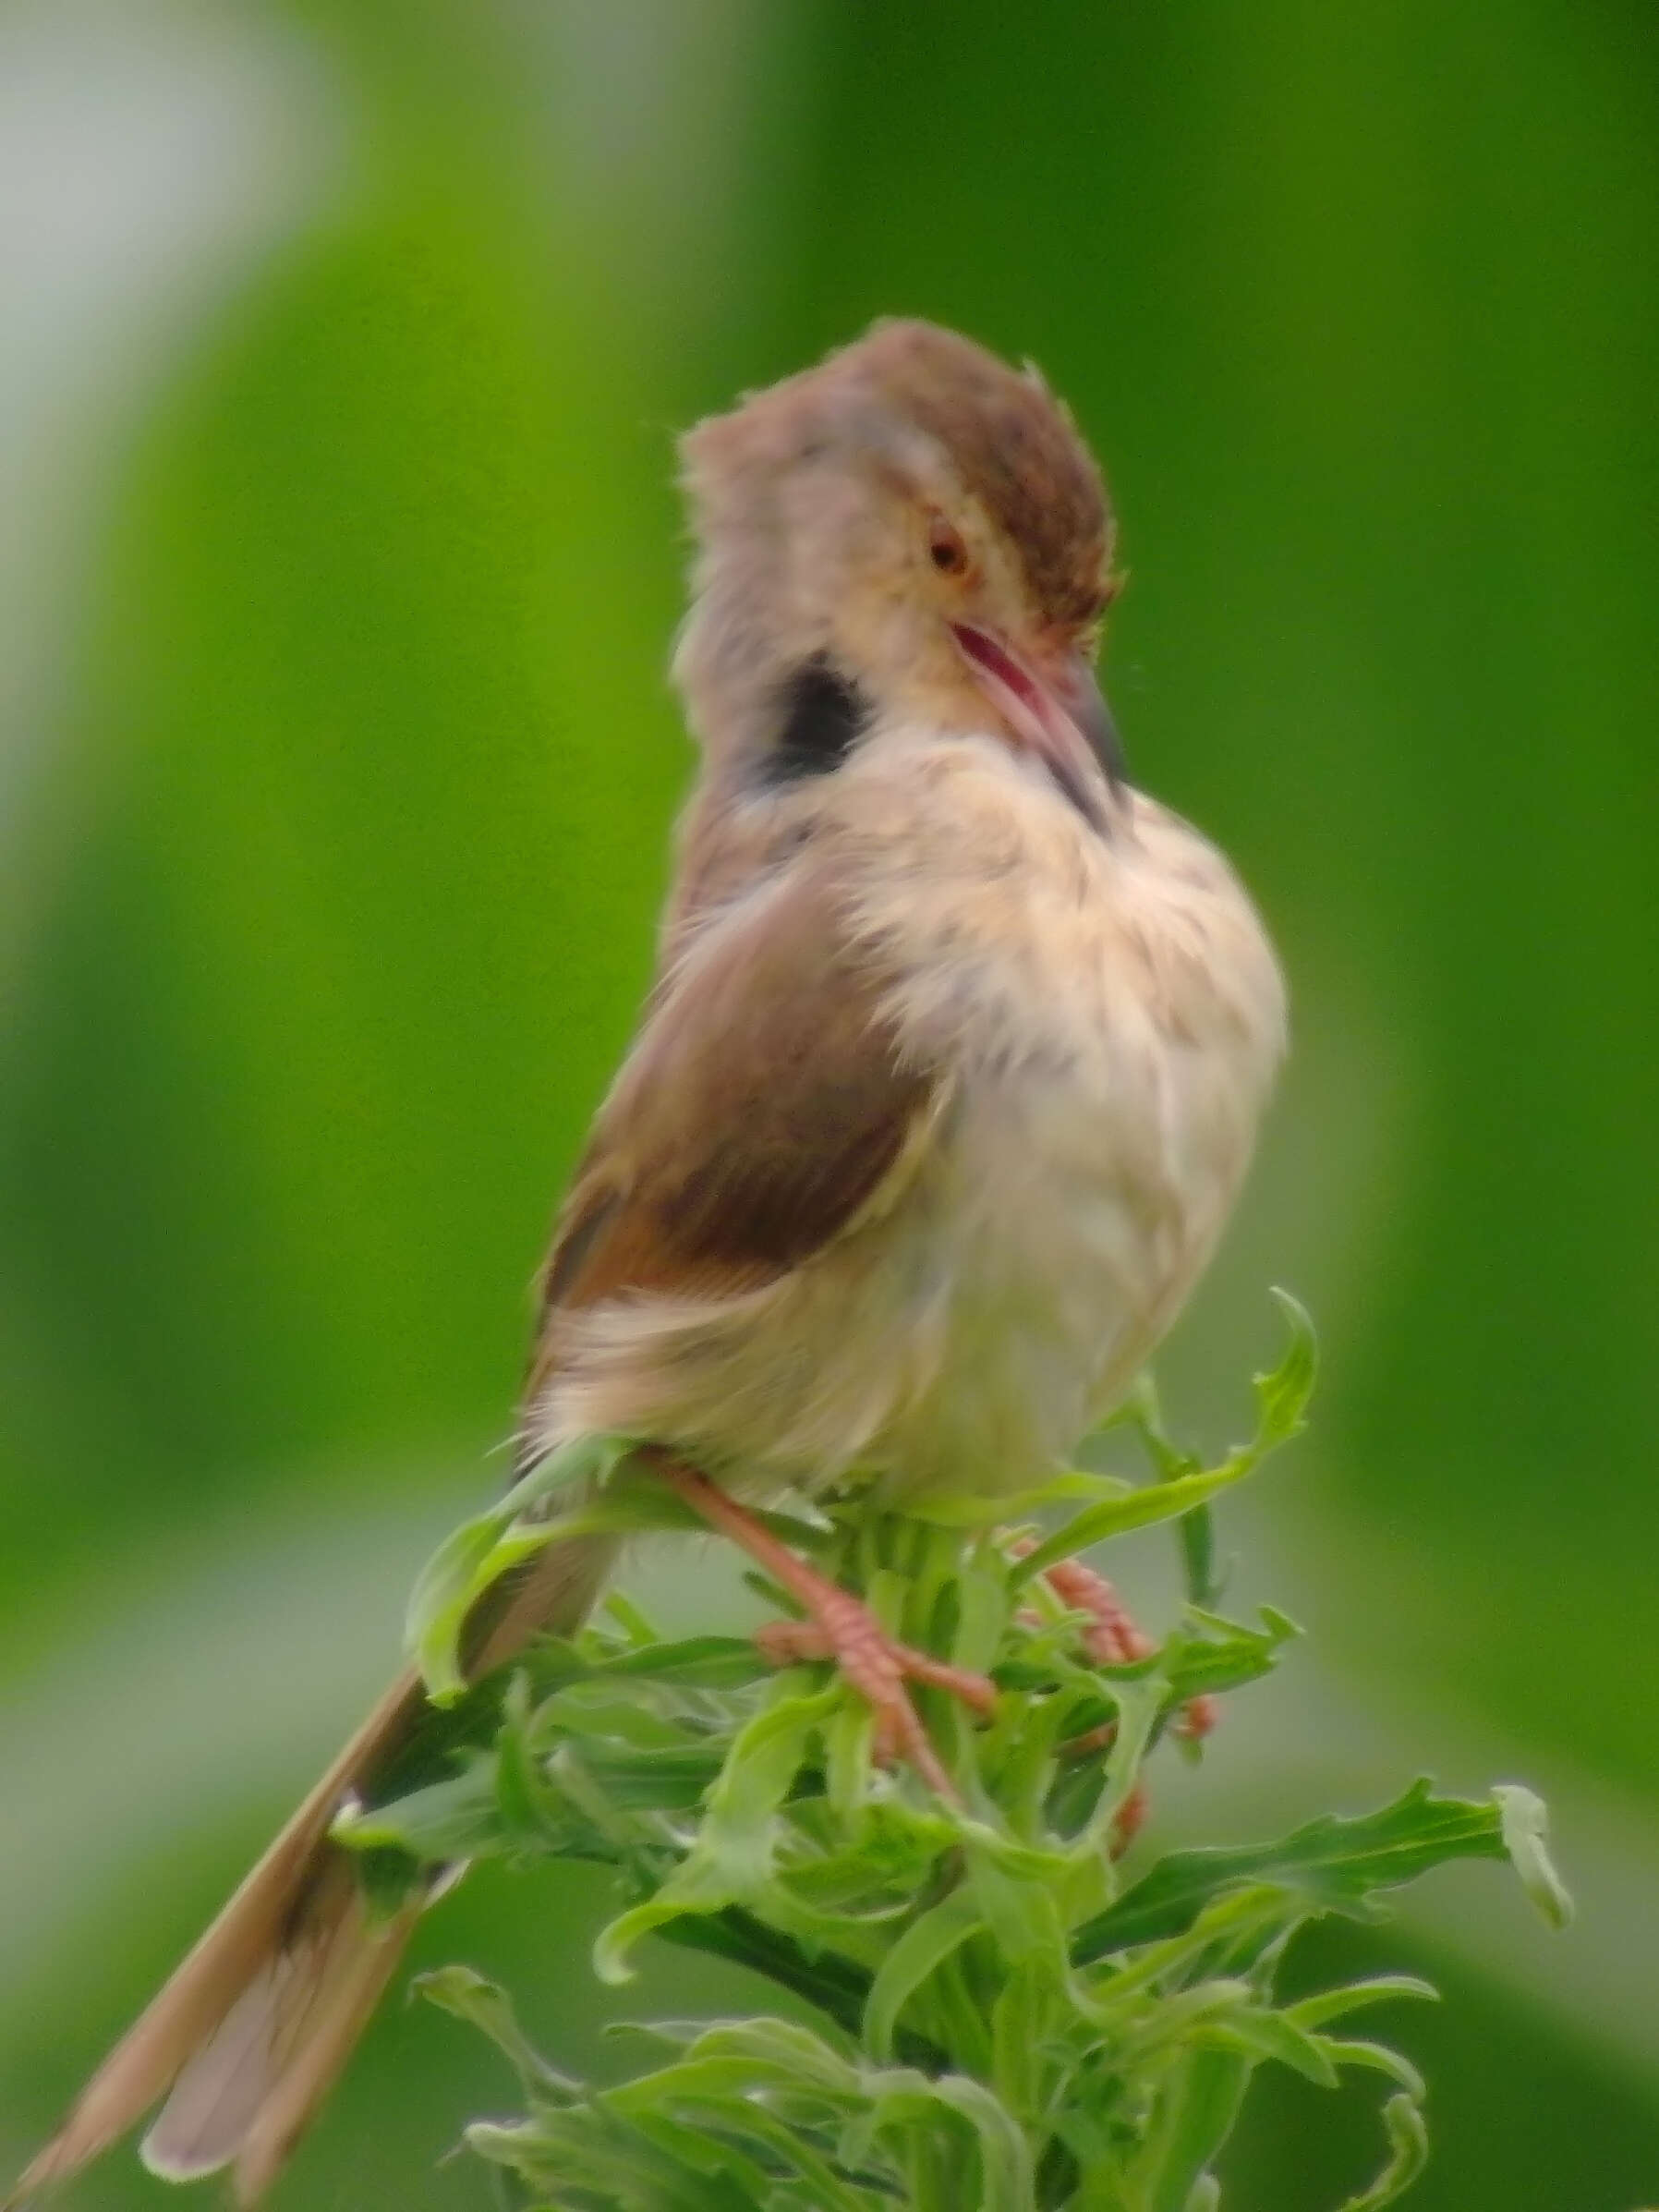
left=336, top=1297, right=1568, bottom=2210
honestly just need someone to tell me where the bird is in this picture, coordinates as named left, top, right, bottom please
left=10, top=318, right=1286, bottom=2206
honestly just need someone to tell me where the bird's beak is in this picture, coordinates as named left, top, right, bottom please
left=951, top=625, right=1126, bottom=812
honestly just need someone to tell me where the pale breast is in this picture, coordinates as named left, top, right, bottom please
left=535, top=736, right=1285, bottom=1503
left=840, top=740, right=1287, bottom=1495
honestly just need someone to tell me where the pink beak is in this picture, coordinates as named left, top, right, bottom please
left=951, top=624, right=1125, bottom=822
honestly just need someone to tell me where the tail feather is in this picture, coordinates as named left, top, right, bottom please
left=9, top=1528, right=620, bottom=2206
left=7, top=1669, right=425, bottom=2207
left=228, top=1895, right=421, bottom=2207
left=139, top=1953, right=309, bottom=2182
left=142, top=1868, right=422, bottom=2205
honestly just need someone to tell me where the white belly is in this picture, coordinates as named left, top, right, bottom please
left=849, top=765, right=1287, bottom=1496
left=867, top=1016, right=1259, bottom=1494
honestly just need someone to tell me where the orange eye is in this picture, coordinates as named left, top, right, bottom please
left=927, top=518, right=969, bottom=576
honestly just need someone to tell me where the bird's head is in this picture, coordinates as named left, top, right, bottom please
left=675, top=320, right=1125, bottom=815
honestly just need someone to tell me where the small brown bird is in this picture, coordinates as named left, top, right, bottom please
left=13, top=320, right=1286, bottom=2205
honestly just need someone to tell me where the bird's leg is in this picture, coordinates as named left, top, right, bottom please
left=1019, top=1548, right=1216, bottom=1854
left=1041, top=1553, right=1156, bottom=1667
left=641, top=1450, right=997, bottom=1800
left=1046, top=1550, right=1218, bottom=1743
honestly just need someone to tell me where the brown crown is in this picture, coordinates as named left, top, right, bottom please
left=685, top=320, right=1117, bottom=632
left=832, top=319, right=1115, bottom=629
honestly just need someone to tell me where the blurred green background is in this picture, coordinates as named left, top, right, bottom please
left=2, top=3, right=1655, bottom=2206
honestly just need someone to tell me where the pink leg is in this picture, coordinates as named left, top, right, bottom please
left=1026, top=1548, right=1217, bottom=1854
left=1045, top=1555, right=1217, bottom=1739
left=1175, top=1693, right=1218, bottom=1743
left=1042, top=1555, right=1156, bottom=1665
left=1111, top=1780, right=1150, bottom=1854
left=643, top=1452, right=996, bottom=1801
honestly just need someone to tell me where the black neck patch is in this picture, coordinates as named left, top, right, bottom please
left=760, top=655, right=868, bottom=784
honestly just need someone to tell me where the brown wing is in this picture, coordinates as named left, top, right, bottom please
left=532, top=854, right=943, bottom=1341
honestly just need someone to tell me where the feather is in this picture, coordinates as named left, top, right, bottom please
left=8, top=1533, right=618, bottom=2206
left=6, top=1671, right=422, bottom=2206
left=529, top=855, right=942, bottom=1343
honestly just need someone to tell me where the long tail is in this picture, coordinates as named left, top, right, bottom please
left=10, top=1533, right=617, bottom=2207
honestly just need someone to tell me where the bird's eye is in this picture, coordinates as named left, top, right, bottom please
left=927, top=518, right=969, bottom=576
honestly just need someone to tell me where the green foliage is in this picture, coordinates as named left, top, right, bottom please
left=336, top=1301, right=1568, bottom=2210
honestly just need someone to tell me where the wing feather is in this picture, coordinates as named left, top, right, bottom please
left=535, top=857, right=941, bottom=1332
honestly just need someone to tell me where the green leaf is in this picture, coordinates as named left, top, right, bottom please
left=1120, top=1370, right=1216, bottom=1609
left=1321, top=2038, right=1427, bottom=2102
left=590, top=1634, right=773, bottom=1690
left=1283, top=1976, right=1440, bottom=2030
left=1334, top=2091, right=1430, bottom=2212
left=1196, top=2003, right=1340, bottom=2088
left=852, top=2067, right=1035, bottom=2212
left=683, top=2014, right=865, bottom=2085
left=1072, top=1780, right=1519, bottom=1963
left=416, top=1964, right=579, bottom=2097
left=333, top=1758, right=500, bottom=1863
left=406, top=1431, right=635, bottom=1702
left=904, top=1470, right=1132, bottom=1529
left=1133, top=2046, right=1253, bottom=2212
left=367, top=1291, right=1573, bottom=2212
left=1011, top=1464, right=1262, bottom=1585
left=653, top=1908, right=887, bottom=2049
left=1117, top=1370, right=1200, bottom=1484
left=1159, top=1604, right=1302, bottom=1708
left=593, top=1682, right=838, bottom=1981
left=1254, top=1288, right=1319, bottom=1447
left=863, top=1887, right=984, bottom=2060
left=1018, top=1294, right=1315, bottom=1586
left=1072, top=1672, right=1164, bottom=1862
left=972, top=1838, right=1073, bottom=1962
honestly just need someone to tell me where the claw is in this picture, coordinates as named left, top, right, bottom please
left=1040, top=1554, right=1155, bottom=1664
left=642, top=1450, right=995, bottom=1801
left=754, top=1592, right=995, bottom=1798
left=1016, top=1539, right=1216, bottom=1853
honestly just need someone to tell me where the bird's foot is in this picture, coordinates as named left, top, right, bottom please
left=1025, top=1548, right=1215, bottom=1853
left=1042, top=1552, right=1217, bottom=1737
left=754, top=1606, right=997, bottom=1799
left=640, top=1448, right=995, bottom=1801
left=1040, top=1553, right=1156, bottom=1665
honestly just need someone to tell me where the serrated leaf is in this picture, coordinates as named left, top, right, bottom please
left=1072, top=1780, right=1517, bottom=1963
left=371, top=1293, right=1575, bottom=2212
left=593, top=1683, right=837, bottom=1982
left=1160, top=1605, right=1302, bottom=1708
left=1011, top=1464, right=1263, bottom=1585
left=1017, top=1294, right=1315, bottom=1586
